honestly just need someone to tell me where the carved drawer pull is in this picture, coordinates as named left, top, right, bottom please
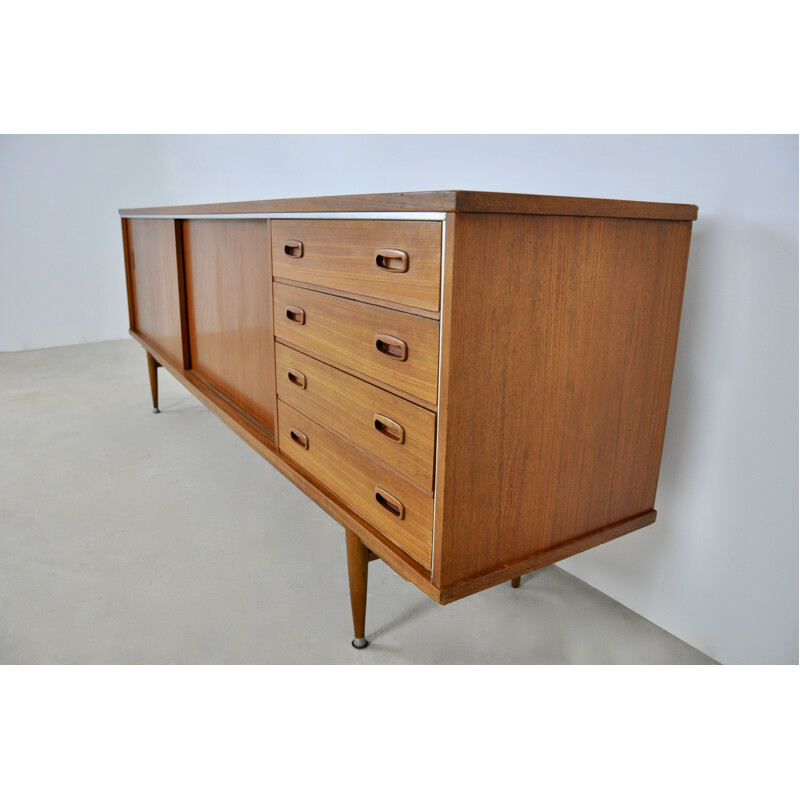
left=375, top=334, right=407, bottom=361
left=284, top=240, right=304, bottom=258
left=375, top=487, right=404, bottom=519
left=373, top=414, right=405, bottom=444
left=286, top=305, right=306, bottom=324
left=375, top=248, right=409, bottom=273
left=287, top=368, right=307, bottom=389
left=289, top=427, right=308, bottom=449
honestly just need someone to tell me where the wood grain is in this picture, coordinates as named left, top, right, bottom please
left=432, top=213, right=457, bottom=572
left=272, top=219, right=442, bottom=311
left=121, top=219, right=135, bottom=330
left=437, top=511, right=658, bottom=603
left=346, top=529, right=370, bottom=642
left=127, top=218, right=186, bottom=368
left=123, top=191, right=697, bottom=619
left=278, top=401, right=434, bottom=569
left=433, top=213, right=692, bottom=587
left=129, top=331, right=440, bottom=600
left=146, top=351, right=159, bottom=411
left=275, top=343, right=436, bottom=491
left=273, top=278, right=440, bottom=320
left=131, top=333, right=663, bottom=606
left=121, top=192, right=457, bottom=216
left=273, top=284, right=440, bottom=406
left=120, top=191, right=698, bottom=221
left=182, top=219, right=276, bottom=433
left=455, top=191, right=698, bottom=220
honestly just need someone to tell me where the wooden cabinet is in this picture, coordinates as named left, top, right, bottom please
left=120, top=191, right=697, bottom=648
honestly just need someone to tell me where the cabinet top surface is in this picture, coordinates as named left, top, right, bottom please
left=120, top=190, right=698, bottom=221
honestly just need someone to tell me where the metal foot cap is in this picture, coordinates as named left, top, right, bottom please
left=152, top=408, right=161, bottom=414
left=351, top=637, right=369, bottom=649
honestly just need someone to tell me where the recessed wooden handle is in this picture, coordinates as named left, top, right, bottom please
left=284, top=240, right=304, bottom=258
left=375, top=334, right=407, bottom=361
left=373, top=414, right=405, bottom=444
left=286, top=305, right=305, bottom=324
left=375, top=248, right=409, bottom=273
left=289, top=427, right=308, bottom=449
left=287, top=368, right=307, bottom=389
left=375, top=487, right=404, bottom=519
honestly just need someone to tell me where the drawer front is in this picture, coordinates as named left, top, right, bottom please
left=272, top=219, right=442, bottom=312
left=276, top=343, right=436, bottom=491
left=273, top=283, right=440, bottom=406
left=278, top=401, right=433, bottom=568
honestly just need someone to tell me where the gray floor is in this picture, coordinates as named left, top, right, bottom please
left=0, top=340, right=715, bottom=664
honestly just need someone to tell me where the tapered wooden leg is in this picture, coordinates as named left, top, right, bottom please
left=345, top=528, right=370, bottom=649
left=511, top=576, right=521, bottom=589
left=146, top=352, right=160, bottom=413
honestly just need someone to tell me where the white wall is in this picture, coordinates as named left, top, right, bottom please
left=1, top=134, right=796, bottom=664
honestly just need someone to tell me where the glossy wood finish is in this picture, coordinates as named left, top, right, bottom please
left=121, top=190, right=698, bottom=221
left=438, top=510, right=658, bottom=603
left=271, top=278, right=441, bottom=320
left=141, top=330, right=678, bottom=606
left=275, top=343, right=436, bottom=491
left=121, top=219, right=136, bottom=330
left=278, top=401, right=434, bottom=568
left=273, top=283, right=440, bottom=406
left=182, top=220, right=276, bottom=433
left=432, top=213, right=692, bottom=587
left=127, top=218, right=186, bottom=367
left=121, top=191, right=696, bottom=624
left=146, top=352, right=160, bottom=412
left=272, top=219, right=442, bottom=311
left=131, top=330, right=439, bottom=602
left=345, top=529, right=370, bottom=645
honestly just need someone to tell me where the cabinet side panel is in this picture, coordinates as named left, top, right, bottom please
left=436, top=213, right=692, bottom=587
left=183, top=219, right=276, bottom=435
left=128, top=218, right=185, bottom=367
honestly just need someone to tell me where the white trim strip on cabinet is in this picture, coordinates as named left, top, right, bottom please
left=430, top=216, right=447, bottom=577
left=121, top=212, right=448, bottom=221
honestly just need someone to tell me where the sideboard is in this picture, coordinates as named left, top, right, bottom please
left=119, top=191, right=697, bottom=649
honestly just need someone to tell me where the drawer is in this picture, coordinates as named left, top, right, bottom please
left=273, top=283, right=440, bottom=406
left=276, top=343, right=436, bottom=491
left=278, top=401, right=433, bottom=568
left=272, top=219, right=442, bottom=312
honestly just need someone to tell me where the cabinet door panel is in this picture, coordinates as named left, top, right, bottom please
left=183, top=220, right=276, bottom=434
left=128, top=219, right=185, bottom=366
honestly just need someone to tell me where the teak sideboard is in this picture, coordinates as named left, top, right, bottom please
left=119, top=191, right=697, bottom=649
